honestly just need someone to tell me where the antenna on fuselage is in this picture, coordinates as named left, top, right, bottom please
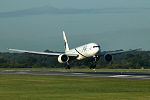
left=63, top=31, right=70, bottom=52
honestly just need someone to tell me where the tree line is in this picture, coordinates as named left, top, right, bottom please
left=0, top=50, right=150, bottom=69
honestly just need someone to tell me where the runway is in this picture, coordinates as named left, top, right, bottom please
left=1, top=70, right=150, bottom=79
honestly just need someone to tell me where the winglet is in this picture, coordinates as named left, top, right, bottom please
left=63, top=31, right=69, bottom=52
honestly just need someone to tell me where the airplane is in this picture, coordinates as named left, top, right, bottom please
left=9, top=31, right=141, bottom=69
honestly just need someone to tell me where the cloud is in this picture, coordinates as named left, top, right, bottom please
left=0, top=6, right=149, bottom=18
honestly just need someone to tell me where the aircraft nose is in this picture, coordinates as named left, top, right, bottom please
left=93, top=45, right=101, bottom=55
left=96, top=47, right=100, bottom=54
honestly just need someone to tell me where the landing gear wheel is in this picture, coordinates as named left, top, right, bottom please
left=90, top=66, right=92, bottom=69
left=90, top=63, right=96, bottom=69
left=93, top=64, right=96, bottom=69
left=66, top=65, right=71, bottom=69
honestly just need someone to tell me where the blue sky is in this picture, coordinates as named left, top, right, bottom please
left=0, top=0, right=150, bottom=52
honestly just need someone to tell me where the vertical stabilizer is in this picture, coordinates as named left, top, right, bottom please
left=63, top=31, right=70, bottom=52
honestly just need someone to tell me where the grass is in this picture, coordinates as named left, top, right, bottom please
left=1, top=68, right=150, bottom=72
left=0, top=74, right=150, bottom=100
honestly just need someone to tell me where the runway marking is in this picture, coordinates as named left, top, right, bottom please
left=108, top=75, right=132, bottom=78
left=73, top=73, right=85, bottom=75
left=107, top=75, right=150, bottom=79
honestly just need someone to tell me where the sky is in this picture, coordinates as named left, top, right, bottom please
left=0, top=0, right=150, bottom=52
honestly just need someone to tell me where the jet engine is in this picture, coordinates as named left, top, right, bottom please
left=104, top=54, right=112, bottom=61
left=58, top=54, right=69, bottom=63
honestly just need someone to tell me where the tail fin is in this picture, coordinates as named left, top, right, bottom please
left=63, top=31, right=69, bottom=52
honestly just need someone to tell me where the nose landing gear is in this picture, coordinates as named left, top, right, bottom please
left=90, top=63, right=96, bottom=69
left=90, top=55, right=99, bottom=69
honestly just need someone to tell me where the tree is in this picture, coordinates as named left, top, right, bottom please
left=0, top=56, right=9, bottom=64
left=22, top=56, right=37, bottom=68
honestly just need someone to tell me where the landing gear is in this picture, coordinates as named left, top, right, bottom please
left=66, top=65, right=71, bottom=69
left=90, top=55, right=99, bottom=69
left=65, top=62, right=71, bottom=69
left=90, top=62, right=96, bottom=69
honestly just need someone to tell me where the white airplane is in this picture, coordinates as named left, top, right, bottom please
left=9, top=31, right=141, bottom=69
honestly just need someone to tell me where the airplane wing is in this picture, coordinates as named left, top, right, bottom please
left=8, top=49, right=78, bottom=57
left=99, top=48, right=142, bottom=56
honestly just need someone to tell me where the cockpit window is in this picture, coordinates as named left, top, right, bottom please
left=93, top=46, right=100, bottom=48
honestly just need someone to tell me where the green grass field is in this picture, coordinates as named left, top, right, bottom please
left=0, top=74, right=150, bottom=100
left=1, top=68, right=150, bottom=72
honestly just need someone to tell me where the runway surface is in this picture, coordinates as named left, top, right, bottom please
left=1, top=70, right=150, bottom=79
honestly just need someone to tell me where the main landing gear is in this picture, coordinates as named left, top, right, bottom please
left=65, top=62, right=71, bottom=69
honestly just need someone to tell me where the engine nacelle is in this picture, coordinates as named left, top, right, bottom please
left=58, top=54, right=69, bottom=63
left=104, top=54, right=112, bottom=61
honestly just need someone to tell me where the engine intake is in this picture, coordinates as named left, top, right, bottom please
left=104, top=54, right=112, bottom=61
left=58, top=54, right=69, bottom=63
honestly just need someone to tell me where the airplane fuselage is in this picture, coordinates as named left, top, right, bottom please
left=65, top=43, right=101, bottom=60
